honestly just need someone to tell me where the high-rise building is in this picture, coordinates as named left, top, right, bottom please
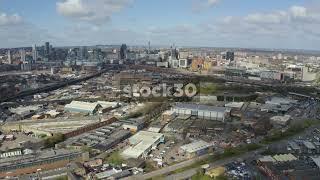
left=226, top=51, right=235, bottom=61
left=120, top=44, right=127, bottom=60
left=80, top=46, right=87, bottom=60
left=148, top=41, right=151, bottom=54
left=7, top=50, right=12, bottom=64
left=45, top=42, right=50, bottom=60
left=92, top=48, right=101, bottom=62
left=20, top=49, right=26, bottom=62
left=32, top=44, right=38, bottom=62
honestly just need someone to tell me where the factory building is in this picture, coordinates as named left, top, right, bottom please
left=261, top=97, right=297, bottom=113
left=120, top=118, right=145, bottom=133
left=260, top=70, right=284, bottom=81
left=180, top=140, right=213, bottom=158
left=121, top=131, right=164, bottom=159
left=172, top=103, right=231, bottom=122
left=0, top=149, right=88, bottom=178
left=64, top=101, right=101, bottom=115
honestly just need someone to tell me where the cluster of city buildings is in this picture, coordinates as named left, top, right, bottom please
left=1, top=43, right=320, bottom=85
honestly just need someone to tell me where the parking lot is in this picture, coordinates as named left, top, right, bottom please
left=144, top=138, right=191, bottom=168
left=225, top=161, right=252, bottom=180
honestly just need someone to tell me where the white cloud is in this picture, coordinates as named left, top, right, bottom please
left=56, top=0, right=133, bottom=24
left=290, top=6, right=307, bottom=18
left=192, top=0, right=220, bottom=12
left=0, top=11, right=59, bottom=48
left=56, top=0, right=91, bottom=18
left=244, top=11, right=288, bottom=24
left=0, top=13, right=22, bottom=26
left=239, top=5, right=320, bottom=25
left=212, top=5, right=320, bottom=49
left=207, top=0, right=219, bottom=6
left=145, top=4, right=320, bottom=49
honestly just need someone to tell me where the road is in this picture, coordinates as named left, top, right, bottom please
left=165, top=149, right=265, bottom=180
left=19, top=167, right=69, bottom=180
left=123, top=154, right=210, bottom=180
left=124, top=148, right=265, bottom=180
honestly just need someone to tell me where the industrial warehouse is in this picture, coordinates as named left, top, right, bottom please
left=172, top=103, right=231, bottom=122
left=64, top=101, right=120, bottom=115
left=180, top=140, right=213, bottom=158
left=0, top=149, right=88, bottom=178
left=122, top=131, right=164, bottom=159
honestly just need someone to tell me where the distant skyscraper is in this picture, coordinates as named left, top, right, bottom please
left=80, top=46, right=87, bottom=60
left=92, top=48, right=101, bottom=62
left=20, top=49, right=26, bottom=62
left=7, top=50, right=12, bottom=64
left=45, top=42, right=50, bottom=60
left=120, top=44, right=127, bottom=60
left=148, top=41, right=151, bottom=54
left=226, top=51, right=235, bottom=61
left=32, top=44, right=38, bottom=61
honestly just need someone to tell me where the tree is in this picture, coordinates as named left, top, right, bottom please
left=44, top=133, right=66, bottom=148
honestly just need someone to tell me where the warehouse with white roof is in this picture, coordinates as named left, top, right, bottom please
left=121, top=131, right=164, bottom=159
left=172, top=103, right=231, bottom=122
left=64, top=101, right=101, bottom=115
left=180, top=140, right=213, bottom=158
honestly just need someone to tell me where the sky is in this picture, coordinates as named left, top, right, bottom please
left=0, top=0, right=320, bottom=50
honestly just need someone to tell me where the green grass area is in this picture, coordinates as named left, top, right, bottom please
left=191, top=170, right=228, bottom=180
left=54, top=176, right=68, bottom=180
left=38, top=134, right=47, bottom=138
left=262, top=119, right=320, bottom=144
left=104, top=151, right=124, bottom=166
left=191, top=171, right=213, bottom=180
left=212, top=143, right=262, bottom=160
left=199, top=83, right=219, bottom=95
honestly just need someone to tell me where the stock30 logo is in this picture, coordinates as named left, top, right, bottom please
left=122, top=83, right=198, bottom=98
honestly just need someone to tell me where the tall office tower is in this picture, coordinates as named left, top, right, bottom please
left=80, top=46, right=87, bottom=60
left=148, top=41, right=151, bottom=54
left=226, top=51, right=235, bottom=61
left=45, top=42, right=50, bottom=60
left=120, top=44, right=127, bottom=60
left=32, top=44, right=38, bottom=62
left=20, top=49, right=26, bottom=62
left=7, top=50, right=12, bottom=64
left=92, top=48, right=101, bottom=62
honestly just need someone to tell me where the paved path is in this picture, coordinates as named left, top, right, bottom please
left=123, top=154, right=210, bottom=180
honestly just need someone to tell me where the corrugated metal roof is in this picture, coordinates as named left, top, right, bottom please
left=180, top=140, right=212, bottom=153
left=259, top=156, right=276, bottom=163
left=65, top=101, right=100, bottom=113
left=311, top=157, right=320, bottom=169
left=122, top=131, right=163, bottom=159
left=288, top=141, right=300, bottom=150
left=175, top=103, right=230, bottom=113
left=303, top=141, right=316, bottom=149
left=272, top=154, right=297, bottom=162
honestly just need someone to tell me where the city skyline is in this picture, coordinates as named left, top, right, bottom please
left=1, top=0, right=320, bottom=50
